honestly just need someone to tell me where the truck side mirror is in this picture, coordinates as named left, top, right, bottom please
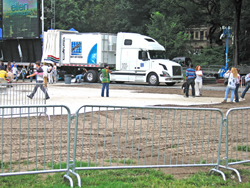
left=142, top=51, right=147, bottom=61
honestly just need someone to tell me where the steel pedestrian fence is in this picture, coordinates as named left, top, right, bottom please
left=70, top=105, right=225, bottom=187
left=218, top=107, right=250, bottom=182
left=0, top=105, right=79, bottom=188
left=0, top=83, right=46, bottom=116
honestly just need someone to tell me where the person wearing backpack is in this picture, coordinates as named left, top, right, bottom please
left=222, top=67, right=238, bottom=103
left=240, top=73, right=250, bottom=101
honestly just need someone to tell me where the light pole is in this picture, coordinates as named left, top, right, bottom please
left=219, top=26, right=231, bottom=77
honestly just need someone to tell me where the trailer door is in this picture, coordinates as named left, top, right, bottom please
left=61, top=37, right=71, bottom=64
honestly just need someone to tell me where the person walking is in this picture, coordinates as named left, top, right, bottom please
left=26, top=61, right=50, bottom=100
left=240, top=72, right=250, bottom=101
left=47, top=64, right=53, bottom=84
left=101, top=64, right=111, bottom=97
left=195, top=65, right=203, bottom=97
left=222, top=67, right=238, bottom=103
left=52, top=62, right=57, bottom=84
left=21, top=65, right=27, bottom=82
left=234, top=68, right=241, bottom=103
left=27, top=63, right=34, bottom=82
left=184, top=63, right=196, bottom=98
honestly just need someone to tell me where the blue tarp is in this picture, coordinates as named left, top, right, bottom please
left=69, top=28, right=77, bottom=31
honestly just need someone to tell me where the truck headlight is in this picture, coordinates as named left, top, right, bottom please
left=162, top=71, right=170, bottom=77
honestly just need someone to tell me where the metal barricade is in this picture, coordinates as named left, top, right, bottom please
left=0, top=105, right=78, bottom=188
left=219, top=107, right=250, bottom=182
left=70, top=105, right=225, bottom=187
left=0, top=83, right=46, bottom=116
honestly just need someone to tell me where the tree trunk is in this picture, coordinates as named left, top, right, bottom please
left=233, top=0, right=242, bottom=66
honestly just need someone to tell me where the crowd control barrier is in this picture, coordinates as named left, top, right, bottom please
left=217, top=107, right=250, bottom=182
left=70, top=105, right=225, bottom=187
left=0, top=105, right=80, bottom=187
left=0, top=104, right=249, bottom=187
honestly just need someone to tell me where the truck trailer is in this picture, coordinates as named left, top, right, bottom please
left=42, top=30, right=183, bottom=86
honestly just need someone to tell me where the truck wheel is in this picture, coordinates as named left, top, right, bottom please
left=148, top=73, right=159, bottom=86
left=165, top=83, right=175, bottom=86
left=86, top=70, right=98, bottom=83
left=98, top=72, right=103, bottom=82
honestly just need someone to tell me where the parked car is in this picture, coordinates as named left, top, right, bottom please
left=172, top=57, right=192, bottom=66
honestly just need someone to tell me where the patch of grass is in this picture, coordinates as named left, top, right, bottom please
left=236, top=145, right=250, bottom=152
left=104, top=159, right=117, bottom=163
left=118, top=159, right=136, bottom=165
left=172, top=144, right=178, bottom=148
left=0, top=161, right=9, bottom=170
left=1, top=161, right=250, bottom=187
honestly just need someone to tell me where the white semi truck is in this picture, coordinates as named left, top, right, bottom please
left=42, top=30, right=183, bottom=86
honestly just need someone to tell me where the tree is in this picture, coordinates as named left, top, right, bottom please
left=147, top=12, right=188, bottom=59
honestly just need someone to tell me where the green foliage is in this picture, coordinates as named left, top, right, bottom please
left=236, top=145, right=250, bottom=152
left=146, top=12, right=188, bottom=59
left=189, top=46, right=234, bottom=67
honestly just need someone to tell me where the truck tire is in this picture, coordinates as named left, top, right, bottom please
left=98, top=72, right=103, bottom=82
left=148, top=73, right=159, bottom=86
left=165, top=83, right=175, bottom=86
left=86, top=70, right=98, bottom=83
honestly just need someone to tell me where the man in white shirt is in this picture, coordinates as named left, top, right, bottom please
left=12, top=64, right=19, bottom=81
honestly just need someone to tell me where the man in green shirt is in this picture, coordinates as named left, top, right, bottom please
left=101, top=64, right=111, bottom=97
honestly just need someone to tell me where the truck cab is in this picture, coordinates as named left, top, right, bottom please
left=111, top=32, right=183, bottom=85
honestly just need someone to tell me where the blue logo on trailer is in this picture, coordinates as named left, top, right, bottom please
left=71, top=42, right=82, bottom=55
left=87, top=43, right=97, bottom=64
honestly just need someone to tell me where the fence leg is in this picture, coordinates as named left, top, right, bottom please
left=63, top=174, right=74, bottom=188
left=69, top=169, right=81, bottom=187
left=218, top=165, right=242, bottom=182
left=209, top=168, right=226, bottom=181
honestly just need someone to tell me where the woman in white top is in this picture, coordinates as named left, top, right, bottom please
left=195, top=65, right=203, bottom=97
left=222, top=67, right=238, bottom=103
left=52, top=62, right=57, bottom=84
left=42, top=62, right=48, bottom=87
left=47, top=64, right=53, bottom=84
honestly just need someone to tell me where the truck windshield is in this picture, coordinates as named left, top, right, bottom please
left=149, top=51, right=167, bottom=59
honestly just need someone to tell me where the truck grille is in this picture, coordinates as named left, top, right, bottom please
left=172, top=66, right=182, bottom=76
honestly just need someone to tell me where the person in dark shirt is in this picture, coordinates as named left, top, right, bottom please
left=0, top=61, right=5, bottom=71
left=75, top=68, right=88, bottom=83
left=27, top=63, right=34, bottom=82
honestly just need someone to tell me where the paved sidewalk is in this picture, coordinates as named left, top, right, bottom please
left=45, top=84, right=222, bottom=115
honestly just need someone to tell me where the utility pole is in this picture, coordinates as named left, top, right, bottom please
left=51, top=0, right=55, bottom=29
left=219, top=26, right=231, bottom=77
left=41, top=0, right=44, bottom=39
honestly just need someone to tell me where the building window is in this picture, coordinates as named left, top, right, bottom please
left=205, top=31, right=207, bottom=38
left=195, top=32, right=198, bottom=39
left=190, top=32, right=194, bottom=40
left=200, top=31, right=204, bottom=40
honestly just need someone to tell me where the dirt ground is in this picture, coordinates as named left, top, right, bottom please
left=1, top=82, right=250, bottom=181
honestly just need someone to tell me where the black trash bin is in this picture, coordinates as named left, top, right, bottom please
left=64, top=74, right=71, bottom=84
